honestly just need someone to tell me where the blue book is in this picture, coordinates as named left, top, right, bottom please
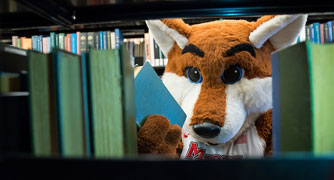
left=99, top=31, right=104, bottom=50
left=310, top=25, right=315, bottom=43
left=32, top=36, right=38, bottom=51
left=115, top=28, right=123, bottom=49
left=46, top=37, right=51, bottom=53
left=37, top=35, right=43, bottom=52
left=327, top=21, right=333, bottom=42
left=313, top=22, right=321, bottom=44
left=71, top=33, right=77, bottom=54
left=135, top=62, right=186, bottom=128
left=103, top=31, right=107, bottom=50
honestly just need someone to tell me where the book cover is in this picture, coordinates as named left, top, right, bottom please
left=87, top=48, right=124, bottom=157
left=135, top=62, right=186, bottom=128
left=53, top=50, right=86, bottom=157
left=21, top=38, right=32, bottom=50
left=119, top=46, right=137, bottom=155
left=272, top=42, right=334, bottom=155
left=27, top=50, right=58, bottom=156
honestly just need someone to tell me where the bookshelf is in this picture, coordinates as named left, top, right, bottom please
left=2, top=0, right=334, bottom=179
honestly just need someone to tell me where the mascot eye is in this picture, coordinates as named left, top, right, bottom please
left=186, top=67, right=202, bottom=83
left=221, top=65, right=242, bottom=84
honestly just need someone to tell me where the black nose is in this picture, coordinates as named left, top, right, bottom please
left=193, top=123, right=221, bottom=138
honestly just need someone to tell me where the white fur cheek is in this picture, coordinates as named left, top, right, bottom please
left=161, top=72, right=202, bottom=135
left=240, top=77, right=272, bottom=114
left=218, top=83, right=247, bottom=143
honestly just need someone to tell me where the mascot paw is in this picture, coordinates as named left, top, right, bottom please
left=137, top=115, right=182, bottom=158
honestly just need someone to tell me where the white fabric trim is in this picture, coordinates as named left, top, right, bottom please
left=146, top=20, right=188, bottom=56
left=249, top=15, right=307, bottom=50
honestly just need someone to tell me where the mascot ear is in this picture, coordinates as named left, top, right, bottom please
left=146, top=19, right=191, bottom=56
left=249, top=14, right=308, bottom=50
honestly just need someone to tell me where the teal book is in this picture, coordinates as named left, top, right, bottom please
left=70, top=33, right=77, bottom=54
left=313, top=22, right=321, bottom=44
left=27, top=50, right=58, bottom=156
left=87, top=48, right=124, bottom=157
left=272, top=41, right=334, bottom=155
left=53, top=50, right=86, bottom=157
left=135, top=62, right=186, bottom=128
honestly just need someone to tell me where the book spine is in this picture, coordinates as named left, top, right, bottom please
left=94, top=32, right=99, bottom=49
left=154, top=39, right=160, bottom=66
left=320, top=23, right=324, bottom=44
left=99, top=31, right=103, bottom=50
left=107, top=31, right=111, bottom=49
left=43, top=37, right=47, bottom=54
left=310, top=24, right=315, bottom=43
left=55, top=33, right=59, bottom=49
left=46, top=37, right=51, bottom=53
left=87, top=32, right=94, bottom=50
left=66, top=34, right=71, bottom=52
left=115, top=28, right=121, bottom=49
left=324, top=23, right=329, bottom=43
left=32, top=36, right=37, bottom=51
left=50, top=32, right=56, bottom=51
left=38, top=35, right=43, bottom=52
left=71, top=33, right=77, bottom=54
left=313, top=22, right=320, bottom=44
left=77, top=32, right=80, bottom=55
left=328, top=21, right=333, bottom=43
left=17, top=38, right=21, bottom=48
left=332, top=20, right=334, bottom=43
left=80, top=32, right=87, bottom=54
left=103, top=31, right=107, bottom=50
left=305, top=25, right=311, bottom=41
left=110, top=32, right=116, bottom=49
left=59, top=33, right=65, bottom=50
left=149, top=32, right=155, bottom=66
left=12, top=36, right=18, bottom=47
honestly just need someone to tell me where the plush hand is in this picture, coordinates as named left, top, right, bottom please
left=137, top=115, right=182, bottom=158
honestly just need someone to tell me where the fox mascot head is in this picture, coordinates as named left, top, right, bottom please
left=137, top=15, right=307, bottom=159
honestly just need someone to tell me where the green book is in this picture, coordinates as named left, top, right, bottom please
left=27, top=50, right=58, bottom=156
left=272, top=41, right=334, bottom=155
left=119, top=46, right=137, bottom=156
left=50, top=32, right=56, bottom=50
left=87, top=48, right=124, bottom=157
left=53, top=50, right=87, bottom=157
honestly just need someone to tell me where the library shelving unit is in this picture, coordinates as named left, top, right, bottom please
left=2, top=0, right=334, bottom=179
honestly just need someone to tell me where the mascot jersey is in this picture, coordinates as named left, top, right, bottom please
left=180, top=125, right=265, bottom=160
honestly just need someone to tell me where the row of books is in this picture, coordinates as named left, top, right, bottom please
left=272, top=41, right=334, bottom=155
left=11, top=31, right=168, bottom=67
left=11, top=29, right=124, bottom=55
left=297, top=21, right=334, bottom=44
left=0, top=44, right=137, bottom=157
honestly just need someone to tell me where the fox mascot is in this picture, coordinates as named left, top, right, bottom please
left=137, top=15, right=307, bottom=159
